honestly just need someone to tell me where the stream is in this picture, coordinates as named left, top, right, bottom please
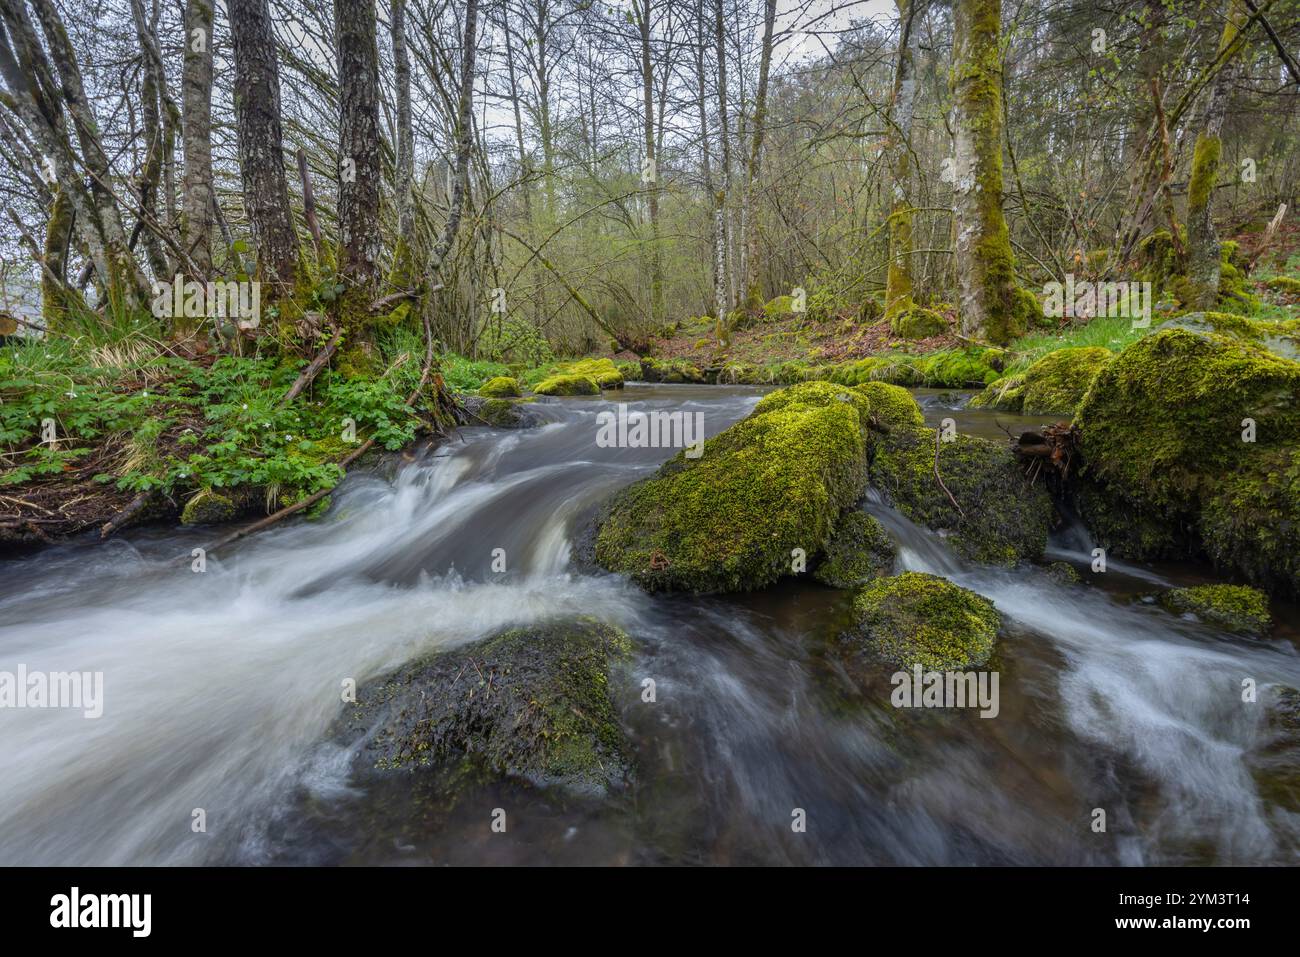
left=1, top=384, right=1297, bottom=865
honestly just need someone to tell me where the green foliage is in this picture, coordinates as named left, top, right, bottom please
left=438, top=353, right=512, bottom=392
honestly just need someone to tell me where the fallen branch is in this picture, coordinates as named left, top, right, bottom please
left=279, top=326, right=345, bottom=407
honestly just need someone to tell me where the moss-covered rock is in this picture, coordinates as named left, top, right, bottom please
left=1160, top=584, right=1271, bottom=636
left=889, top=306, right=946, bottom=340
left=763, top=295, right=796, bottom=320
left=180, top=487, right=236, bottom=525
left=1045, top=561, right=1082, bottom=586
left=1075, top=328, right=1300, bottom=588
left=1266, top=276, right=1300, bottom=296
left=533, top=373, right=600, bottom=396
left=972, top=346, right=1112, bottom=415
left=752, top=379, right=872, bottom=431
left=843, top=572, right=1000, bottom=670
left=341, top=618, right=634, bottom=796
left=1157, top=312, right=1300, bottom=362
left=461, top=395, right=538, bottom=428
left=814, top=511, right=896, bottom=588
left=639, top=356, right=707, bottom=383
left=594, top=382, right=870, bottom=593
left=868, top=397, right=1054, bottom=565
left=479, top=376, right=521, bottom=398
left=855, top=381, right=926, bottom=430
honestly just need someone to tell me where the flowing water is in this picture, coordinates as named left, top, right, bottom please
left=1, top=384, right=1298, bottom=866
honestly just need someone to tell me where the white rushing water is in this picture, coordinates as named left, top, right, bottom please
left=1, top=385, right=1297, bottom=865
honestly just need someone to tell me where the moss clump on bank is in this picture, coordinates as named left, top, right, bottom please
left=1075, top=328, right=1300, bottom=594
left=1160, top=584, right=1271, bottom=636
left=843, top=571, right=1000, bottom=670
left=889, top=306, right=947, bottom=340
left=814, top=511, right=896, bottom=588
left=868, top=391, right=1054, bottom=565
left=640, top=356, right=707, bottom=383
left=972, top=346, right=1112, bottom=415
left=533, top=373, right=600, bottom=396
left=180, top=487, right=236, bottom=525
left=1266, top=276, right=1300, bottom=296
left=527, top=357, right=624, bottom=395
left=594, top=381, right=869, bottom=593
left=342, top=618, right=634, bottom=796
left=478, top=376, right=521, bottom=398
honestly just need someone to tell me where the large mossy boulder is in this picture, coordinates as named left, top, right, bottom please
left=533, top=373, right=600, bottom=396
left=843, top=571, right=1000, bottom=670
left=972, top=347, right=1112, bottom=415
left=1157, top=311, right=1300, bottom=362
left=341, top=619, right=634, bottom=796
left=1159, top=583, right=1271, bottom=636
left=868, top=393, right=1054, bottom=565
left=814, top=510, right=896, bottom=588
left=1075, top=328, right=1300, bottom=595
left=594, top=381, right=870, bottom=593
left=460, top=395, right=538, bottom=428
left=639, top=356, right=707, bottom=383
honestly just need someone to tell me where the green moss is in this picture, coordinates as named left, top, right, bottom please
left=971, top=346, right=1112, bottom=415
left=1201, top=446, right=1300, bottom=598
left=180, top=487, right=236, bottom=525
left=752, top=380, right=873, bottom=432
left=814, top=511, right=896, bottom=588
left=763, top=295, right=796, bottom=320
left=533, top=373, right=600, bottom=396
left=870, top=418, right=1054, bottom=565
left=1266, top=276, right=1300, bottom=296
left=889, top=306, right=947, bottom=340
left=854, top=381, right=926, bottom=430
left=594, top=382, right=870, bottom=593
left=1160, top=584, right=1271, bottom=636
left=640, top=356, right=707, bottom=383
left=844, top=571, right=1000, bottom=670
left=478, top=376, right=521, bottom=398
left=344, top=618, right=633, bottom=795
left=1076, top=329, right=1300, bottom=569
left=1045, top=561, right=1081, bottom=585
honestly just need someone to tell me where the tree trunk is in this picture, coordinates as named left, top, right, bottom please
left=638, top=0, right=663, bottom=324
left=950, top=0, right=1029, bottom=345
left=335, top=0, right=383, bottom=297
left=390, top=0, right=416, bottom=285
left=740, top=0, right=777, bottom=305
left=712, top=0, right=730, bottom=323
left=180, top=0, right=216, bottom=279
left=885, top=0, right=920, bottom=320
left=1185, top=0, right=1251, bottom=309
left=229, top=0, right=299, bottom=292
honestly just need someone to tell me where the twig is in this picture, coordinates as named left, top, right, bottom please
left=933, top=428, right=965, bottom=519
left=100, top=489, right=156, bottom=539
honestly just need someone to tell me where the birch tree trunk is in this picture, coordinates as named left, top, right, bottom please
left=712, top=0, right=730, bottom=323
left=180, top=0, right=215, bottom=279
left=740, top=0, right=776, bottom=307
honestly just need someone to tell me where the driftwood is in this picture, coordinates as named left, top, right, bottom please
left=279, top=325, right=345, bottom=407
left=1015, top=422, right=1081, bottom=484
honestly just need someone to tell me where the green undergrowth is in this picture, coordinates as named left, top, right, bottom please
left=1, top=331, right=436, bottom=510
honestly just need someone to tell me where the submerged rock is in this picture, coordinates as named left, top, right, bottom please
left=843, top=571, right=1000, bottom=670
left=814, top=511, right=896, bottom=588
left=594, top=380, right=869, bottom=593
left=1075, top=327, right=1300, bottom=595
left=1160, top=584, right=1271, bottom=636
left=971, top=346, right=1112, bottom=415
left=341, top=618, right=634, bottom=797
